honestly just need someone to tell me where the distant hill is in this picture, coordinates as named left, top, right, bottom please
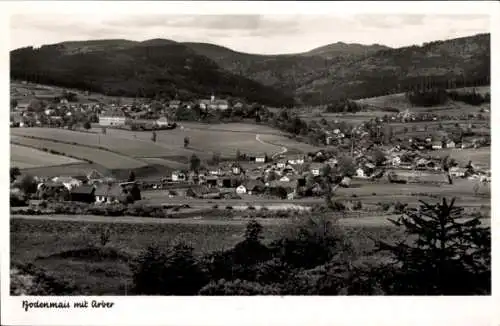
left=300, top=42, right=391, bottom=59
left=10, top=41, right=295, bottom=107
left=295, top=33, right=491, bottom=105
left=184, top=34, right=489, bottom=105
left=11, top=34, right=490, bottom=106
left=183, top=41, right=388, bottom=96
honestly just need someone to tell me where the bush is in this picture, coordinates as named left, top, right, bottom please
left=11, top=263, right=78, bottom=295
left=130, top=243, right=208, bottom=295
left=198, top=279, right=281, bottom=295
left=270, top=216, right=352, bottom=269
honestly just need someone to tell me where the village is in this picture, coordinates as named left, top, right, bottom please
left=10, top=83, right=492, bottom=212
left=11, top=137, right=491, bottom=210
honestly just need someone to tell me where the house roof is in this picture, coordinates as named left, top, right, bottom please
left=309, top=163, right=323, bottom=170
left=215, top=100, right=228, bottom=105
left=52, top=176, right=79, bottom=184
left=71, top=185, right=95, bottom=195
left=40, top=181, right=66, bottom=188
left=87, top=169, right=104, bottom=180
left=245, top=179, right=265, bottom=190
left=95, top=184, right=122, bottom=197
left=267, top=180, right=298, bottom=189
left=71, top=175, right=89, bottom=182
left=450, top=167, right=468, bottom=172
left=99, top=109, right=126, bottom=117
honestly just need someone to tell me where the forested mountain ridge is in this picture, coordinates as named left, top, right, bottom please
left=11, top=33, right=490, bottom=106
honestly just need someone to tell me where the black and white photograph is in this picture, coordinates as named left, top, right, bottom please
left=2, top=1, right=497, bottom=325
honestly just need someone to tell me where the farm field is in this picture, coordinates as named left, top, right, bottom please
left=255, top=134, right=321, bottom=154
left=10, top=216, right=405, bottom=295
left=10, top=144, right=83, bottom=168
left=10, top=122, right=323, bottom=177
left=100, top=125, right=294, bottom=157
left=11, top=128, right=188, bottom=159
left=180, top=122, right=284, bottom=135
left=11, top=135, right=147, bottom=170
left=16, top=163, right=109, bottom=179
left=431, top=147, right=491, bottom=168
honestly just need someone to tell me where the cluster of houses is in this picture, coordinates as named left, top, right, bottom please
left=97, top=95, right=234, bottom=128
left=11, top=100, right=101, bottom=128
left=11, top=91, right=238, bottom=130
left=11, top=169, right=142, bottom=205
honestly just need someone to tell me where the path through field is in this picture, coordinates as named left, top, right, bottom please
left=255, top=134, right=288, bottom=159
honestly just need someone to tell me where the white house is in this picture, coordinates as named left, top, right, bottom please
left=156, top=117, right=169, bottom=127
left=51, top=176, right=82, bottom=191
left=255, top=156, right=266, bottom=163
left=209, top=169, right=222, bottom=176
left=432, top=142, right=443, bottom=150
left=215, top=100, right=229, bottom=111
left=288, top=157, right=304, bottom=165
left=391, top=156, right=401, bottom=166
left=277, top=162, right=286, bottom=169
left=446, top=140, right=456, bottom=149
left=172, top=171, right=186, bottom=182
left=356, top=168, right=365, bottom=178
left=231, top=164, right=242, bottom=175
left=450, top=167, right=467, bottom=177
left=98, top=109, right=128, bottom=126
left=279, top=176, right=291, bottom=182
left=236, top=185, right=247, bottom=194
left=310, top=168, right=320, bottom=176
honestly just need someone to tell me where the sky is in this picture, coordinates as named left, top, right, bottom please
left=10, top=14, right=489, bottom=54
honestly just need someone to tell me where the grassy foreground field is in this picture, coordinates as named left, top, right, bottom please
left=10, top=216, right=403, bottom=295
left=10, top=144, right=83, bottom=168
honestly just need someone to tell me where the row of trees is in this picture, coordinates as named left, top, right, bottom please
left=129, top=198, right=490, bottom=295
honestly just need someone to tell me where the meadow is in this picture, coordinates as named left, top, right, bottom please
left=10, top=121, right=320, bottom=178
left=10, top=216, right=403, bottom=295
left=103, top=125, right=285, bottom=158
left=10, top=144, right=83, bottom=168
left=11, top=135, right=147, bottom=170
left=431, top=147, right=491, bottom=168
left=11, top=128, right=189, bottom=159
